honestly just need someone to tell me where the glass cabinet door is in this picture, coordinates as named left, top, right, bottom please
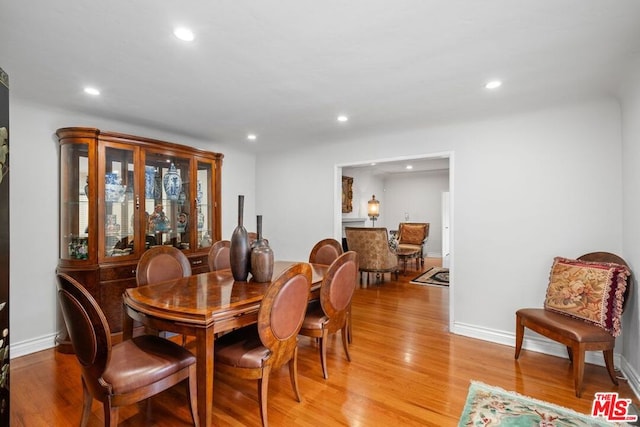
left=196, top=159, right=215, bottom=249
left=60, top=142, right=91, bottom=261
left=144, top=152, right=192, bottom=250
left=101, top=145, right=136, bottom=259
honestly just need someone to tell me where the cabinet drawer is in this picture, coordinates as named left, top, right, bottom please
left=189, top=254, right=208, bottom=271
left=100, top=278, right=137, bottom=333
left=100, top=263, right=138, bottom=281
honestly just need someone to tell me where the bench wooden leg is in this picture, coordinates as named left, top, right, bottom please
left=572, top=343, right=586, bottom=398
left=514, top=314, right=524, bottom=359
left=603, top=349, right=618, bottom=385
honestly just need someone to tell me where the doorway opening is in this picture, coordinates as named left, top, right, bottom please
left=334, top=152, right=454, bottom=330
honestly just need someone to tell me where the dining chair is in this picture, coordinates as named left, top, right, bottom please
left=136, top=245, right=192, bottom=344
left=56, top=273, right=199, bottom=427
left=308, top=238, right=343, bottom=265
left=299, top=251, right=358, bottom=379
left=345, top=227, right=398, bottom=285
left=396, top=222, right=429, bottom=268
left=207, top=239, right=231, bottom=271
left=515, top=252, right=632, bottom=397
left=308, top=238, right=352, bottom=343
left=213, top=262, right=312, bottom=427
left=136, top=245, right=192, bottom=286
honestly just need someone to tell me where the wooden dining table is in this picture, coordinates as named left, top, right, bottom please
left=122, top=260, right=328, bottom=427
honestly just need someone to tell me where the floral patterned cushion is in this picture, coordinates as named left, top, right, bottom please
left=543, top=257, right=630, bottom=336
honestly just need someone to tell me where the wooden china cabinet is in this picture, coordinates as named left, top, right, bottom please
left=56, top=127, right=223, bottom=351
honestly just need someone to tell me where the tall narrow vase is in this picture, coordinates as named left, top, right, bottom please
left=250, top=215, right=274, bottom=282
left=230, top=195, right=250, bottom=281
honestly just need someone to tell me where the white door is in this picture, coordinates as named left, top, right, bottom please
left=441, top=191, right=450, bottom=268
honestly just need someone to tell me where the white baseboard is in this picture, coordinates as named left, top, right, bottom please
left=9, top=332, right=57, bottom=359
left=451, top=321, right=640, bottom=401
left=426, top=251, right=442, bottom=258
left=620, top=357, right=640, bottom=400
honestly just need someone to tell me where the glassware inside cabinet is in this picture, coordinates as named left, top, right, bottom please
left=60, top=143, right=90, bottom=260
left=196, top=161, right=213, bottom=249
left=144, top=154, right=190, bottom=250
left=104, top=147, right=134, bottom=258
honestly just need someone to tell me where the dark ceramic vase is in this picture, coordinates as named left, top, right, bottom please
left=250, top=215, right=274, bottom=282
left=230, top=195, right=250, bottom=281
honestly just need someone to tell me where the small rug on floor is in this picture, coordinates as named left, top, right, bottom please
left=410, top=267, right=449, bottom=286
left=458, top=381, right=627, bottom=426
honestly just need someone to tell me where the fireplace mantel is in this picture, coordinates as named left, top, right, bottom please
left=341, top=217, right=368, bottom=236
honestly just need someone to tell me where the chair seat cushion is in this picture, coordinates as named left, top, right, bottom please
left=214, top=325, right=270, bottom=369
left=301, top=301, right=328, bottom=330
left=517, top=308, right=615, bottom=343
left=103, top=335, right=196, bottom=394
left=397, top=243, right=421, bottom=251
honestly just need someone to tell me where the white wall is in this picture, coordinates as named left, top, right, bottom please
left=9, top=98, right=256, bottom=356
left=255, top=98, right=630, bottom=364
left=620, top=56, right=640, bottom=396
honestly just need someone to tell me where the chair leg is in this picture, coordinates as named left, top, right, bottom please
left=81, top=379, right=92, bottom=427
left=186, top=364, right=200, bottom=427
left=572, top=344, right=586, bottom=398
left=320, top=329, right=329, bottom=379
left=514, top=315, right=524, bottom=359
left=104, top=401, right=118, bottom=427
left=288, top=347, right=302, bottom=402
left=566, top=346, right=573, bottom=362
left=347, top=309, right=353, bottom=344
left=603, top=349, right=619, bottom=385
left=341, top=325, right=351, bottom=362
left=258, top=366, right=271, bottom=427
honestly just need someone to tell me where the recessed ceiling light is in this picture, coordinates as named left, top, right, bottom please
left=84, top=87, right=100, bottom=96
left=405, top=165, right=413, bottom=170
left=485, top=80, right=502, bottom=90
left=337, top=115, right=349, bottom=123
left=247, top=134, right=257, bottom=141
left=174, top=27, right=195, bottom=42
left=370, top=162, right=377, bottom=166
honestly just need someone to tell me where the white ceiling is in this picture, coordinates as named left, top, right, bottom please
left=2, top=1, right=640, bottom=154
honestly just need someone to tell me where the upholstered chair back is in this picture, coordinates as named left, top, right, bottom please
left=208, top=240, right=231, bottom=271
left=136, top=245, right=192, bottom=286
left=344, top=227, right=397, bottom=272
left=398, top=222, right=429, bottom=245
left=309, top=238, right=344, bottom=265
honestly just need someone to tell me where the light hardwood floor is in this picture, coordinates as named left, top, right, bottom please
left=10, top=258, right=638, bottom=426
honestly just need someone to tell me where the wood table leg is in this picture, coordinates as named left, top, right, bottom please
left=196, top=326, right=215, bottom=427
left=122, top=305, right=133, bottom=341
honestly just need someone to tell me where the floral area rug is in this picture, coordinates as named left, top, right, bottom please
left=410, top=267, right=449, bottom=286
left=458, top=381, right=628, bottom=426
